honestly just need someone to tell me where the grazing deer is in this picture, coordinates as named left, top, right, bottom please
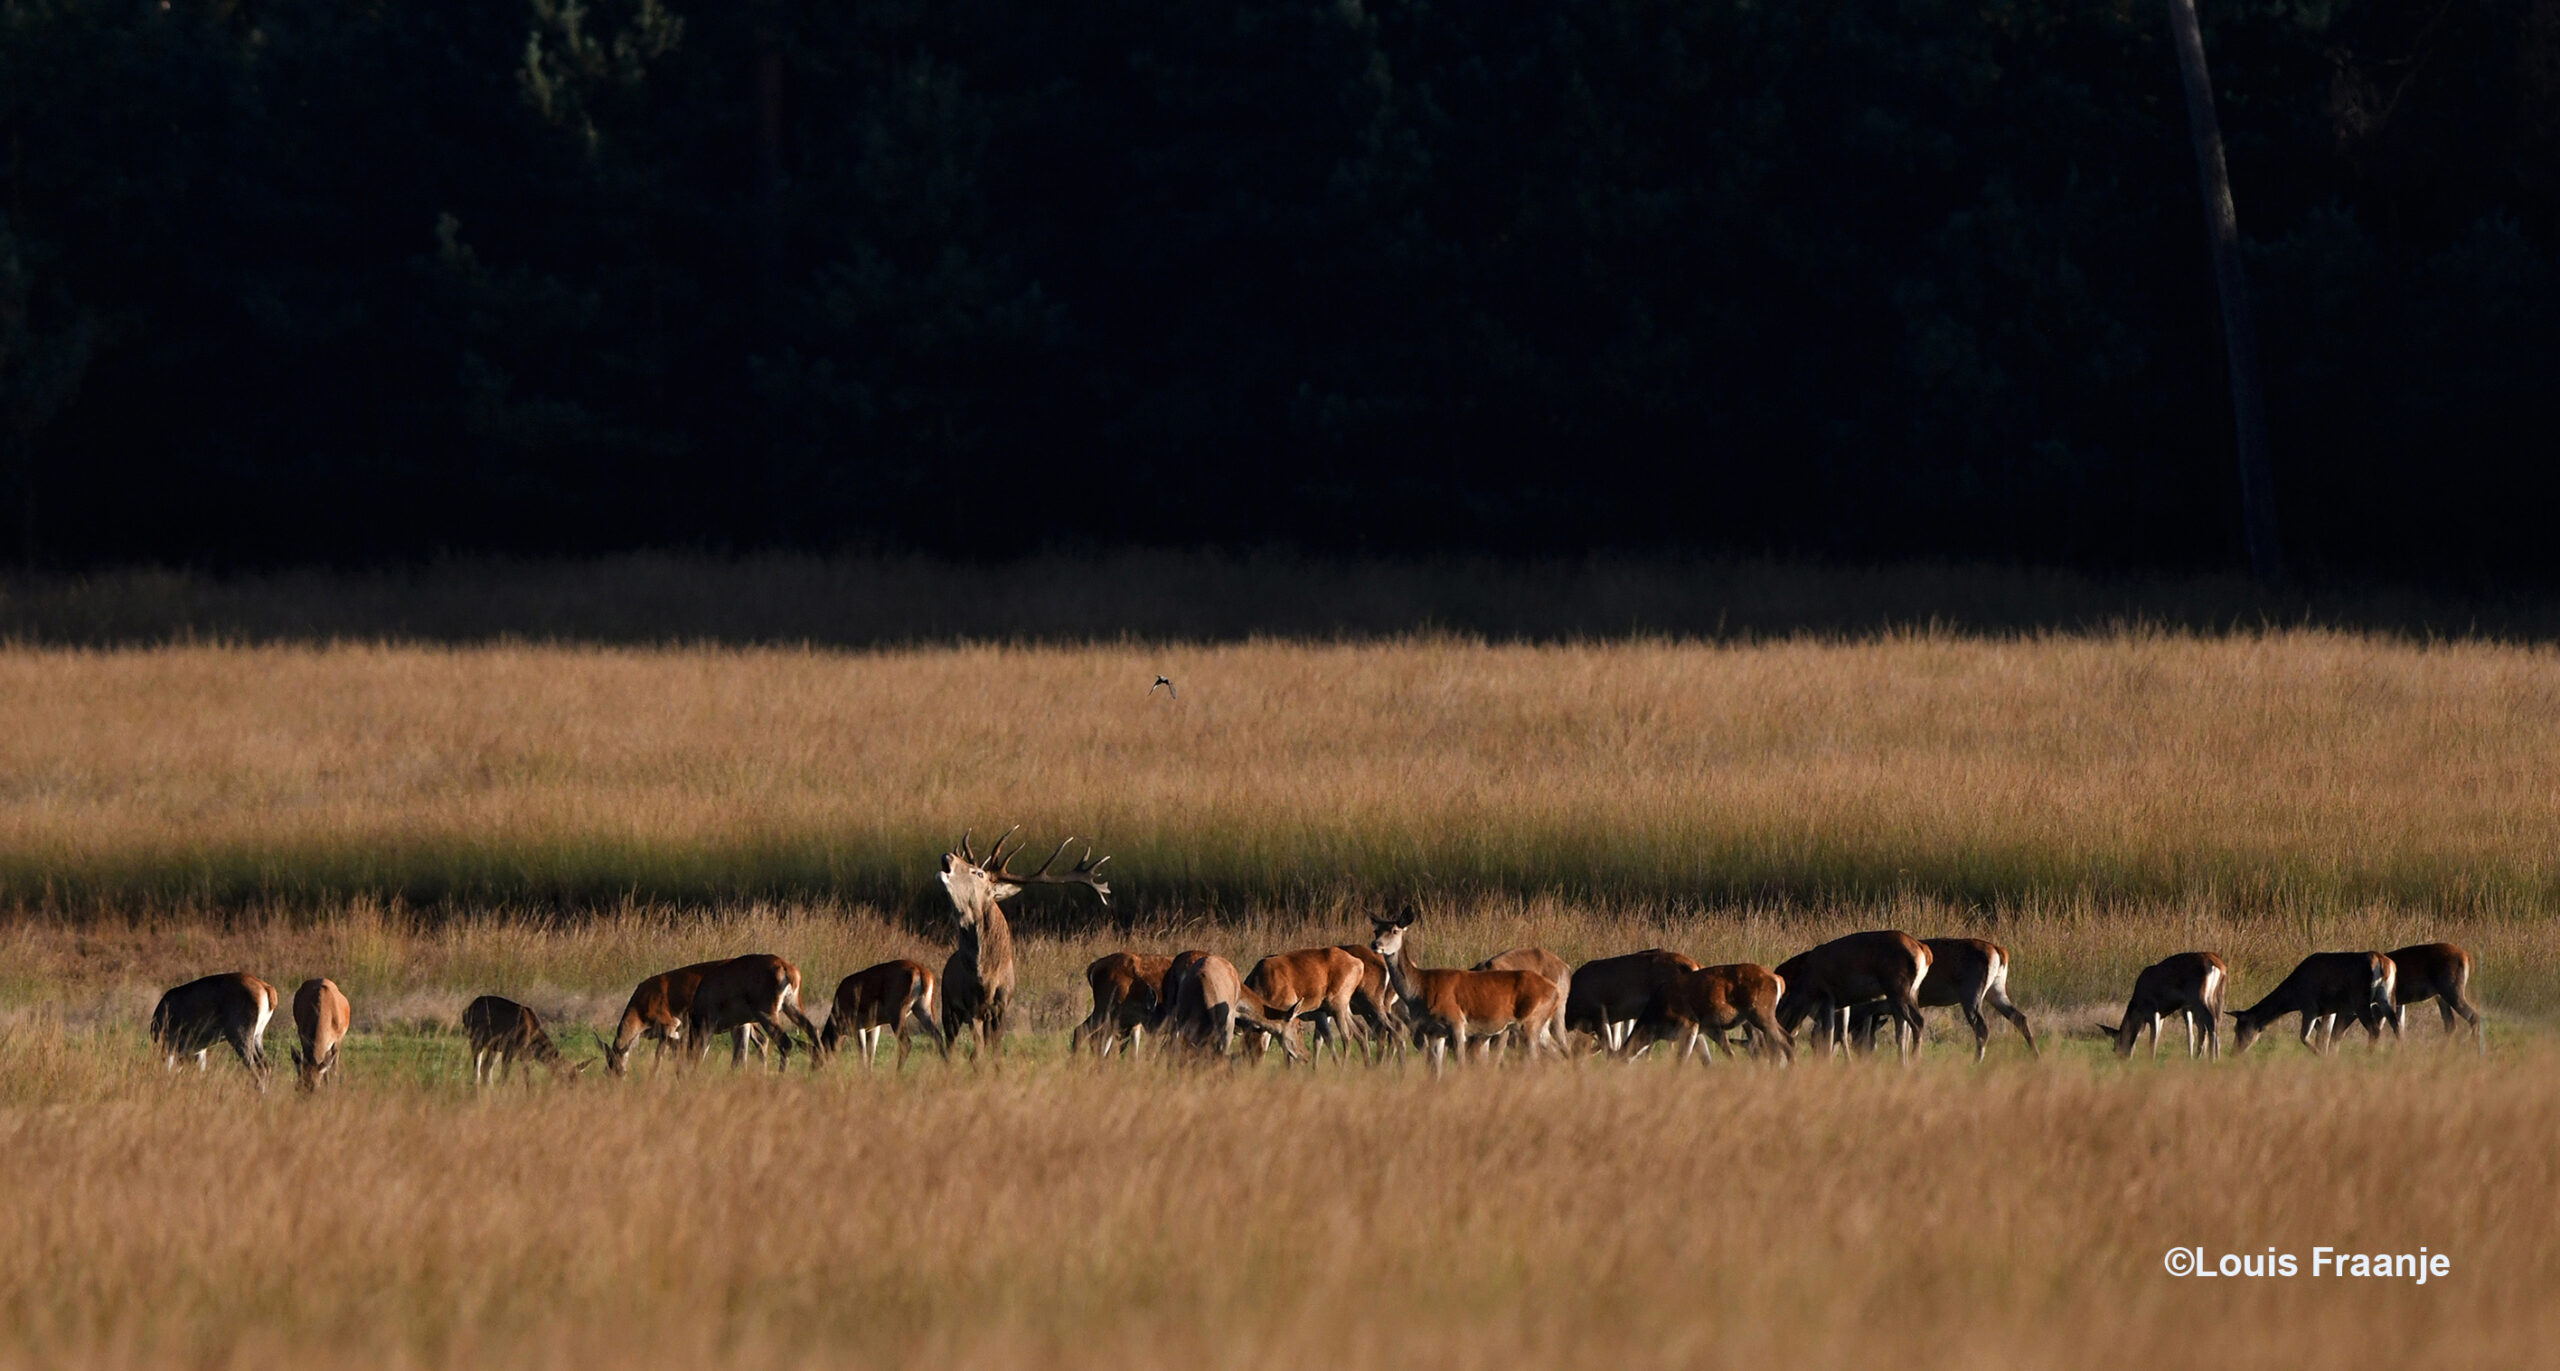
left=1308, top=943, right=1402, bottom=1062
left=460, top=996, right=584, bottom=1085
left=150, top=972, right=280, bottom=1091
left=2383, top=943, right=2484, bottom=1053
left=820, top=959, right=947, bottom=1069
left=2104, top=952, right=2229, bottom=1059
left=1241, top=946, right=1370, bottom=1065
left=291, top=977, right=352, bottom=1092
left=1566, top=949, right=1701, bottom=1055
left=1369, top=914, right=1565, bottom=1075
left=1774, top=931, right=1932, bottom=1060
left=683, top=954, right=824, bottom=1069
left=1631, top=963, right=1793, bottom=1064
left=1847, top=937, right=2037, bottom=1060
left=1157, top=951, right=1300, bottom=1062
left=598, top=960, right=739, bottom=1077
left=1071, top=952, right=1173, bottom=1059
left=938, top=827, right=1112, bottom=1063
left=1472, top=947, right=1571, bottom=1059
left=2228, top=951, right=2397, bottom=1055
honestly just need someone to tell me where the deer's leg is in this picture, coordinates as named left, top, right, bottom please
left=1960, top=999, right=1991, bottom=1063
left=224, top=1027, right=263, bottom=1091
left=1993, top=996, right=2038, bottom=1057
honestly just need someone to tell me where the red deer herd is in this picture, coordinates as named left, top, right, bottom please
left=142, top=831, right=2491, bottom=1091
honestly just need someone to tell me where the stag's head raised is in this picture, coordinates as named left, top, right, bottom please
left=939, top=826, right=1113, bottom=929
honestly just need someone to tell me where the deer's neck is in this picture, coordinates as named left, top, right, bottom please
left=973, top=906, right=1015, bottom=979
left=1382, top=943, right=1423, bottom=1007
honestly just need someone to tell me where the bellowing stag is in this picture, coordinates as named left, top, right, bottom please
left=937, top=827, right=1111, bottom=1062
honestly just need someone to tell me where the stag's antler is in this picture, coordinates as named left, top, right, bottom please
left=995, top=835, right=1114, bottom=906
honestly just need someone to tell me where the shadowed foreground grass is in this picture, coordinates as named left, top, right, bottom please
left=0, top=1029, right=2547, bottom=1369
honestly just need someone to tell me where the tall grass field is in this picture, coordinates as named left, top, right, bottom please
left=1, top=628, right=2554, bottom=1368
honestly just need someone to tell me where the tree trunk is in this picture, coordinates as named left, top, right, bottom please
left=2166, top=0, right=2283, bottom=581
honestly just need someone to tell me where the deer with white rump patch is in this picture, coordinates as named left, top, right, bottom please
left=1773, top=931, right=1932, bottom=1060
left=2104, top=951, right=2228, bottom=1059
left=290, top=977, right=352, bottom=1092
left=2228, top=951, right=2396, bottom=1055
left=150, top=972, right=280, bottom=1092
left=2382, top=943, right=2483, bottom=1053
left=819, top=959, right=946, bottom=1069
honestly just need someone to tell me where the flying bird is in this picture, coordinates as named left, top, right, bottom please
left=1150, top=675, right=1176, bottom=700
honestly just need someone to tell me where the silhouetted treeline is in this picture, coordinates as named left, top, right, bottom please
left=2, top=0, right=2554, bottom=573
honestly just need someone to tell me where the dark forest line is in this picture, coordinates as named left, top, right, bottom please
left=3, top=0, right=2554, bottom=574
left=10, top=553, right=2560, bottom=645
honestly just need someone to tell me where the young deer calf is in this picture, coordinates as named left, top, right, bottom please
left=461, top=996, right=584, bottom=1085
left=2107, top=952, right=2228, bottom=1059
left=1156, top=951, right=1300, bottom=1062
left=291, top=977, right=352, bottom=1092
left=1633, top=963, right=1793, bottom=1064
left=2228, top=951, right=2396, bottom=1055
left=2383, top=943, right=2484, bottom=1053
left=151, top=972, right=280, bottom=1091
left=1070, top=953, right=1173, bottom=1059
left=820, top=959, right=946, bottom=1069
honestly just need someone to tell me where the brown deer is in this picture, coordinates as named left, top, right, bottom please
left=1471, top=947, right=1570, bottom=1059
left=2228, top=951, right=2397, bottom=1055
left=1566, top=949, right=1701, bottom=1055
left=1774, top=931, right=1932, bottom=1060
left=2104, top=952, right=2229, bottom=1059
left=683, top=954, right=824, bottom=1069
left=2383, top=943, right=2484, bottom=1053
left=150, top=972, right=280, bottom=1091
left=1157, top=951, right=1300, bottom=1062
left=1847, top=937, right=2037, bottom=1060
left=290, top=977, right=352, bottom=1092
left=1308, top=943, right=1402, bottom=1061
left=1241, top=946, right=1370, bottom=1064
left=819, top=960, right=946, bottom=1069
left=1369, top=914, right=1565, bottom=1075
left=460, top=996, right=585, bottom=1085
left=937, top=827, right=1112, bottom=1062
left=1630, top=963, right=1793, bottom=1064
left=599, top=960, right=736, bottom=1077
left=1070, top=952, right=1173, bottom=1059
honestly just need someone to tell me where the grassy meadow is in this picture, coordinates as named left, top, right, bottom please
left=3, top=623, right=2558, bottom=1367
left=5, top=632, right=2560, bottom=917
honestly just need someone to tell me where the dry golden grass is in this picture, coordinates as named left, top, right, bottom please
left=4, top=629, right=2558, bottom=1367
left=3, top=633, right=2560, bottom=915
left=0, top=960, right=2549, bottom=1371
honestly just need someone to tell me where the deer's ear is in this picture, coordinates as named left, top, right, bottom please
left=989, top=881, right=1024, bottom=902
